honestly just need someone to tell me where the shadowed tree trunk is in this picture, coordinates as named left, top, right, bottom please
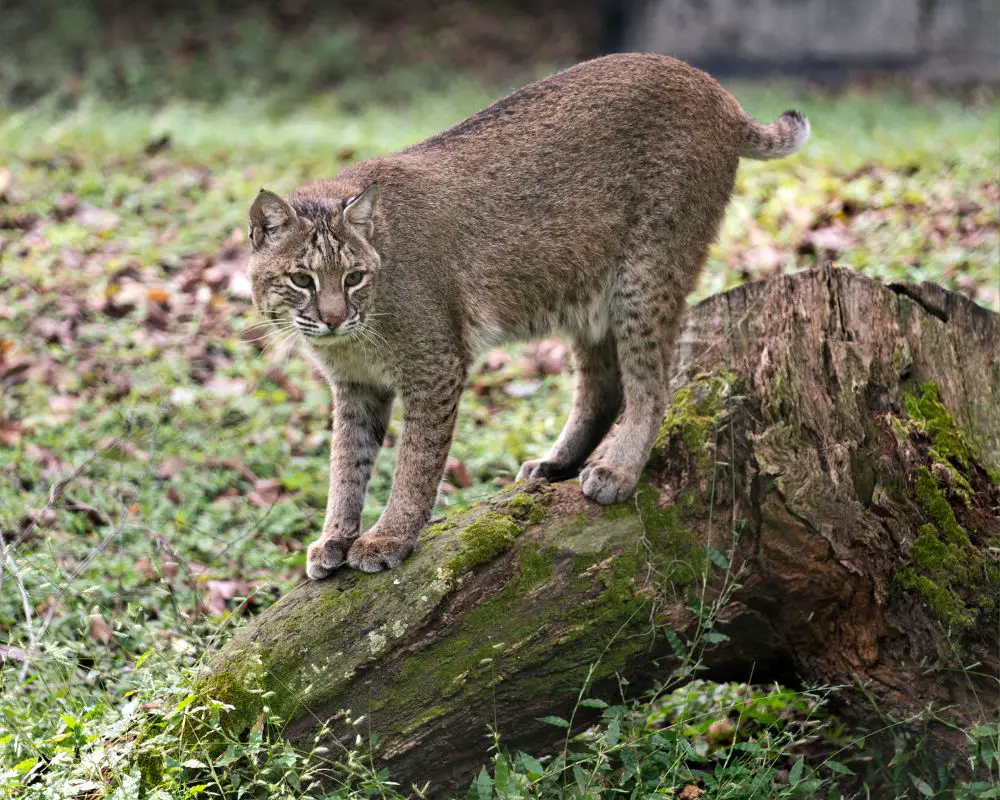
left=159, top=267, right=999, bottom=796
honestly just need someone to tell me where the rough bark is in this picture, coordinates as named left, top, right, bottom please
left=178, top=267, right=999, bottom=795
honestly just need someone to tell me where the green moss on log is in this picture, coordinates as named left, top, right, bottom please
left=445, top=512, right=523, bottom=576
left=653, top=373, right=734, bottom=478
left=135, top=748, right=164, bottom=794
left=892, top=384, right=1000, bottom=630
left=506, top=492, right=547, bottom=524
left=897, top=467, right=1000, bottom=629
left=393, top=541, right=557, bottom=701
left=904, top=383, right=975, bottom=470
left=602, top=482, right=705, bottom=586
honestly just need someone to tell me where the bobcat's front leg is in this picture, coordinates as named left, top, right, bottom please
left=348, top=374, right=463, bottom=572
left=306, top=382, right=393, bottom=580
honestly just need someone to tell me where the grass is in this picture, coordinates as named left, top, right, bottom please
left=1, top=14, right=998, bottom=797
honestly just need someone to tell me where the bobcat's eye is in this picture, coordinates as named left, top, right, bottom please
left=290, top=273, right=313, bottom=289
left=343, top=271, right=364, bottom=289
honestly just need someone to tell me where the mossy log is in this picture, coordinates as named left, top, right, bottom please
left=187, top=267, right=999, bottom=795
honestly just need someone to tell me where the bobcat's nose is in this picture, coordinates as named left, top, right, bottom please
left=317, top=294, right=348, bottom=329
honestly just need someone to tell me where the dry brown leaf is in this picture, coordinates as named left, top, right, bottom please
left=146, top=287, right=170, bottom=305
left=53, top=192, right=79, bottom=220
left=205, top=578, right=253, bottom=615
left=49, top=395, right=81, bottom=414
left=249, top=478, right=283, bottom=508
left=446, top=457, right=472, bottom=489
left=503, top=379, right=541, bottom=398
left=482, top=348, right=510, bottom=372
left=802, top=223, right=854, bottom=256
left=528, top=339, right=568, bottom=375
left=136, top=559, right=159, bottom=581
left=76, top=203, right=120, bottom=232
left=0, top=643, right=41, bottom=663
left=204, top=376, right=245, bottom=398
left=706, top=717, right=737, bottom=745
left=89, top=613, right=113, bottom=646
left=0, top=422, right=22, bottom=446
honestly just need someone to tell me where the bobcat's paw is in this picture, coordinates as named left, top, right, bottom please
left=347, top=534, right=414, bottom=573
left=517, top=458, right=580, bottom=483
left=580, top=461, right=638, bottom=506
left=306, top=536, right=355, bottom=580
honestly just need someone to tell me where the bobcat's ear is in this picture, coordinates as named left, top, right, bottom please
left=343, top=183, right=380, bottom=231
left=249, top=189, right=298, bottom=249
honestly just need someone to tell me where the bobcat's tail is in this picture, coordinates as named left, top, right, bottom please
left=740, top=109, right=810, bottom=160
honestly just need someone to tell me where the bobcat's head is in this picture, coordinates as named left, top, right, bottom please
left=246, top=185, right=381, bottom=342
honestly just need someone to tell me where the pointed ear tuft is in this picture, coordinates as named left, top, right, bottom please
left=343, top=183, right=380, bottom=229
left=249, top=189, right=297, bottom=249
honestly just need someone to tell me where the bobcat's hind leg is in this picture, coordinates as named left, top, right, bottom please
left=518, top=333, right=622, bottom=483
left=580, top=263, right=684, bottom=505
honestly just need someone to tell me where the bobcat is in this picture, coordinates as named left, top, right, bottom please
left=246, top=53, right=809, bottom=578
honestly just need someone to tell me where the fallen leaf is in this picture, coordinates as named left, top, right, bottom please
left=157, top=456, right=185, bottom=480
left=524, top=339, right=567, bottom=376
left=49, top=394, right=80, bottom=414
left=205, top=578, right=253, bottom=615
left=24, top=443, right=60, bottom=470
left=144, top=294, right=171, bottom=330
left=135, top=559, right=158, bottom=581
left=0, top=643, right=41, bottom=663
left=204, top=376, right=245, bottom=398
left=35, top=318, right=75, bottom=347
left=707, top=717, right=736, bottom=745
left=1, top=360, right=31, bottom=387
left=503, top=379, right=542, bottom=398
left=249, top=478, right=283, bottom=507
left=53, top=192, right=79, bottom=220
left=76, top=203, right=120, bottom=232
left=446, top=457, right=472, bottom=488
left=20, top=507, right=57, bottom=533
left=0, top=211, right=38, bottom=230
left=0, top=422, right=22, bottom=445
left=212, top=487, right=240, bottom=509
left=146, top=287, right=170, bottom=305
left=482, top=348, right=510, bottom=372
left=89, top=613, right=113, bottom=645
left=800, top=223, right=853, bottom=256
left=64, top=496, right=112, bottom=527
left=170, top=387, right=197, bottom=405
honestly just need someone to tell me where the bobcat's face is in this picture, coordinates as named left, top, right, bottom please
left=247, top=186, right=381, bottom=341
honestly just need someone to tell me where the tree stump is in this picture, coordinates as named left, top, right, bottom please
left=180, top=267, right=1000, bottom=795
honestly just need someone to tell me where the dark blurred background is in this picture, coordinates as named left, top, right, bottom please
left=0, top=0, right=995, bottom=109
